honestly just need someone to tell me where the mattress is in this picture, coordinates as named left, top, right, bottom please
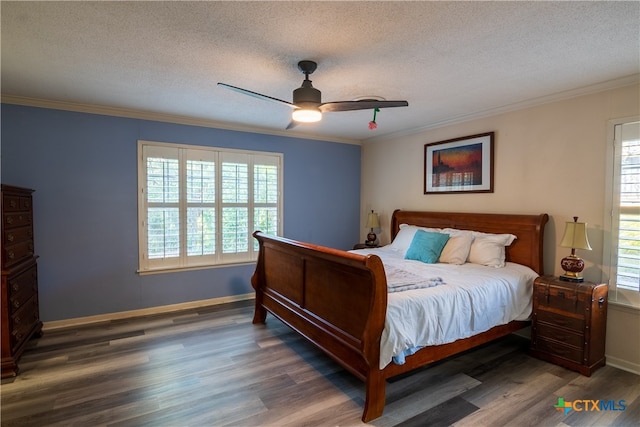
left=352, top=246, right=538, bottom=369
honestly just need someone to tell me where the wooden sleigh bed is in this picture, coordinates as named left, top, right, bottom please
left=251, top=210, right=548, bottom=422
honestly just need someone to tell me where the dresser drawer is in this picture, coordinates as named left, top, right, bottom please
left=4, top=211, right=32, bottom=230
left=10, top=296, right=39, bottom=348
left=535, top=337, right=583, bottom=364
left=4, top=226, right=33, bottom=246
left=535, top=322, right=584, bottom=348
left=3, top=239, right=35, bottom=269
left=535, top=309, right=584, bottom=331
left=7, top=264, right=38, bottom=310
left=3, top=194, right=22, bottom=212
left=3, top=194, right=32, bottom=212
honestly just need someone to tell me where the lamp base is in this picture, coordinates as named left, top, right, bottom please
left=366, top=231, right=377, bottom=246
left=560, top=254, right=585, bottom=282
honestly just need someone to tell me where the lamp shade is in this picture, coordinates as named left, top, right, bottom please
left=560, top=217, right=592, bottom=250
left=366, top=211, right=380, bottom=229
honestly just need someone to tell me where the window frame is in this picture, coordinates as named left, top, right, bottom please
left=603, top=117, right=640, bottom=308
left=137, top=140, right=283, bottom=274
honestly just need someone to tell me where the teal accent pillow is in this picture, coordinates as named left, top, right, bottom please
left=404, top=230, right=450, bottom=263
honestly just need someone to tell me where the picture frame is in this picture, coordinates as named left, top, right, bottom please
left=424, top=132, right=494, bottom=194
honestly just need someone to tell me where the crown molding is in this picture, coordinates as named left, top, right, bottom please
left=363, top=73, right=640, bottom=143
left=0, top=95, right=362, bottom=146
left=4, top=73, right=637, bottom=147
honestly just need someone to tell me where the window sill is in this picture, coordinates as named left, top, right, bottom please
left=609, top=299, right=640, bottom=314
left=137, top=261, right=257, bottom=276
left=609, top=287, right=640, bottom=312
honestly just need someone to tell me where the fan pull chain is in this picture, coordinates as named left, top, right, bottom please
left=369, top=108, right=380, bottom=130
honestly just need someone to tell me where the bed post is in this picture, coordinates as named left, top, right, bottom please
left=251, top=231, right=267, bottom=324
left=360, top=255, right=388, bottom=422
left=362, top=371, right=386, bottom=422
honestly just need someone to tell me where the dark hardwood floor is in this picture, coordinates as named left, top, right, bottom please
left=1, top=299, right=639, bottom=426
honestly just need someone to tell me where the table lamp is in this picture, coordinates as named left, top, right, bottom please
left=559, top=216, right=592, bottom=282
left=366, top=210, right=380, bottom=246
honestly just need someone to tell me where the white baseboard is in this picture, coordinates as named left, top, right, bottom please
left=43, top=293, right=255, bottom=331
left=605, top=355, right=640, bottom=376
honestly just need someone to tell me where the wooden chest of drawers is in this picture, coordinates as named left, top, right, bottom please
left=1, top=185, right=42, bottom=378
left=530, top=275, right=607, bottom=376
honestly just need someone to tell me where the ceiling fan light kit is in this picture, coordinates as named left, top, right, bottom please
left=218, top=60, right=408, bottom=129
left=292, top=107, right=322, bottom=123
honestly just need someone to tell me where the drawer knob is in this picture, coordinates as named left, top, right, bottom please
left=6, top=216, right=13, bottom=224
left=9, top=200, right=17, bottom=208
left=12, top=283, right=19, bottom=291
left=7, top=233, right=14, bottom=242
left=8, top=250, right=15, bottom=259
left=13, top=300, right=21, bottom=309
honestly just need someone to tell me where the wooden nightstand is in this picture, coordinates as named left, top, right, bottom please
left=530, top=275, right=608, bottom=376
left=353, top=243, right=379, bottom=250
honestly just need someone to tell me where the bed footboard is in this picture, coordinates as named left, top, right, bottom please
left=251, top=232, right=388, bottom=421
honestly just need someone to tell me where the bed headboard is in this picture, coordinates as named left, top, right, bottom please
left=390, top=210, right=549, bottom=275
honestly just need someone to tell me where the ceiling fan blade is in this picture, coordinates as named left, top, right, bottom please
left=319, top=100, right=408, bottom=113
left=285, top=120, right=299, bottom=130
left=217, top=83, right=295, bottom=108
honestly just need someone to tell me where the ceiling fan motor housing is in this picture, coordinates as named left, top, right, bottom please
left=293, top=81, right=321, bottom=106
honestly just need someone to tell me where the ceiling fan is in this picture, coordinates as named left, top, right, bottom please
left=218, top=60, right=409, bottom=129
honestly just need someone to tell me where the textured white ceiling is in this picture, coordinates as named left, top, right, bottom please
left=2, top=1, right=639, bottom=142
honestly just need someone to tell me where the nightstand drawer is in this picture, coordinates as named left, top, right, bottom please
left=534, top=282, right=588, bottom=314
left=536, top=309, right=584, bottom=331
left=535, top=322, right=583, bottom=348
left=535, top=337, right=583, bottom=364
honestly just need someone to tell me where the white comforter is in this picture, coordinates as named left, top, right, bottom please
left=352, top=247, right=538, bottom=369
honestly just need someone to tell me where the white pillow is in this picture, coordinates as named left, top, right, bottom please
left=439, top=228, right=474, bottom=265
left=389, top=224, right=441, bottom=254
left=467, top=231, right=517, bottom=268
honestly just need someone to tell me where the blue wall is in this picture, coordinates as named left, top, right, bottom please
left=1, top=104, right=361, bottom=321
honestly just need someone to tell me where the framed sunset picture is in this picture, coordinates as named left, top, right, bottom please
left=424, top=132, right=494, bottom=194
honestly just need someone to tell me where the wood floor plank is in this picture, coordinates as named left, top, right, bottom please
left=2, top=299, right=638, bottom=427
left=395, top=395, right=478, bottom=427
left=373, top=373, right=481, bottom=427
left=454, top=371, right=574, bottom=427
